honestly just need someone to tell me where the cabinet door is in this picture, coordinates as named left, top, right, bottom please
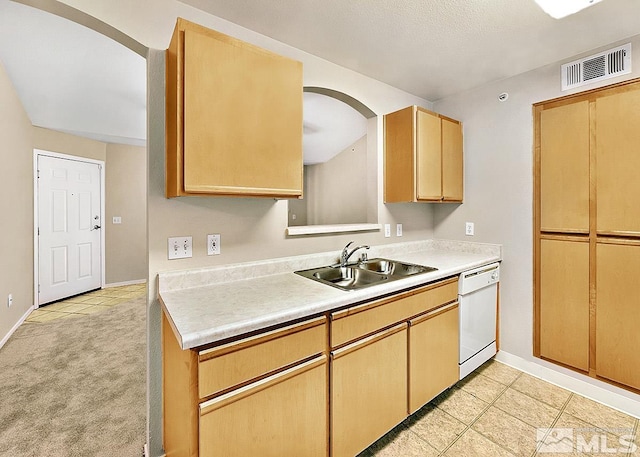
left=416, top=109, right=442, bottom=201
left=596, top=243, right=640, bottom=389
left=199, top=356, right=327, bottom=457
left=331, top=324, right=408, bottom=457
left=539, top=101, right=590, bottom=233
left=539, top=238, right=590, bottom=371
left=441, top=118, right=463, bottom=202
left=168, top=19, right=303, bottom=198
left=409, top=303, right=459, bottom=414
left=384, top=106, right=415, bottom=203
left=596, top=89, right=640, bottom=236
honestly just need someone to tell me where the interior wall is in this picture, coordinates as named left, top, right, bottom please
left=306, top=135, right=367, bottom=225
left=433, top=34, right=640, bottom=400
left=33, top=126, right=107, bottom=161
left=0, top=60, right=34, bottom=347
left=105, top=143, right=147, bottom=284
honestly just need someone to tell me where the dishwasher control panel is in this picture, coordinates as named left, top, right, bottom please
left=459, top=263, right=500, bottom=295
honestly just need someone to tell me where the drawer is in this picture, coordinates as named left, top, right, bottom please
left=331, top=278, right=457, bottom=348
left=198, top=317, right=326, bottom=399
left=199, top=355, right=328, bottom=457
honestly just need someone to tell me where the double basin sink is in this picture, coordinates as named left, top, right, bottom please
left=295, top=258, right=437, bottom=291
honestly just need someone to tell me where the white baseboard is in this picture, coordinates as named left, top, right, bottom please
left=104, top=279, right=146, bottom=288
left=0, top=306, right=34, bottom=350
left=495, top=351, right=640, bottom=419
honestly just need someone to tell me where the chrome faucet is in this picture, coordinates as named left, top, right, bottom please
left=340, top=241, right=370, bottom=267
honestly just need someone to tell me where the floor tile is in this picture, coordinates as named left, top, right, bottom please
left=57, top=303, right=92, bottom=313
left=368, top=427, right=439, bottom=457
left=62, top=295, right=91, bottom=303
left=81, top=296, right=110, bottom=305
left=100, top=298, right=124, bottom=306
left=476, top=359, right=521, bottom=385
left=473, top=405, right=538, bottom=457
left=564, top=395, right=636, bottom=433
left=28, top=310, right=68, bottom=322
left=511, top=373, right=571, bottom=410
left=77, top=305, right=112, bottom=314
left=432, top=387, right=489, bottom=425
left=442, top=428, right=516, bottom=457
left=458, top=371, right=508, bottom=403
left=41, top=302, right=73, bottom=311
left=407, top=404, right=467, bottom=451
left=494, top=388, right=560, bottom=428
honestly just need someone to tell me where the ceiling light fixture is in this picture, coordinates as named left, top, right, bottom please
left=534, top=0, right=604, bottom=19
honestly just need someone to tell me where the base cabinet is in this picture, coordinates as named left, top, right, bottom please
left=409, top=302, right=459, bottom=413
left=163, top=276, right=463, bottom=457
left=331, top=325, right=408, bottom=457
left=199, top=357, right=327, bottom=457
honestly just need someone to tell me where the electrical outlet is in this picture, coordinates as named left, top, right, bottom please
left=207, top=234, right=221, bottom=256
left=384, top=224, right=391, bottom=238
left=168, top=236, right=192, bottom=260
left=396, top=223, right=403, bottom=237
left=7, top=294, right=12, bottom=308
left=465, top=222, right=475, bottom=236
left=112, top=216, right=122, bottom=224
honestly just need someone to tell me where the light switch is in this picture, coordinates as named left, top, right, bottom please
left=112, top=216, right=122, bottom=224
left=168, top=236, right=192, bottom=260
left=396, top=224, right=403, bottom=237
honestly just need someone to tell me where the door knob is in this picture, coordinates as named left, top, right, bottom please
left=93, top=225, right=101, bottom=230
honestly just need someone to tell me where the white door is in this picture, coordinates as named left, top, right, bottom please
left=38, top=155, right=102, bottom=305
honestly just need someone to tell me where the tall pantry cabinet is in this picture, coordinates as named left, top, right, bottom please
left=534, top=78, right=640, bottom=391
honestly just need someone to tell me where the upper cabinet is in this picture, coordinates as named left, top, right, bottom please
left=539, top=101, right=590, bottom=233
left=384, top=105, right=463, bottom=203
left=166, top=18, right=303, bottom=198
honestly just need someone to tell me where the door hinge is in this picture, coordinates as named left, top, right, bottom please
left=37, top=170, right=40, bottom=179
left=38, top=284, right=40, bottom=293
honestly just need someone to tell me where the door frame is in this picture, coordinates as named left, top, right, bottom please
left=33, top=149, right=106, bottom=309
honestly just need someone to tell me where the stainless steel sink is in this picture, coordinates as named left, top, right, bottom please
left=357, top=258, right=437, bottom=276
left=295, top=258, right=437, bottom=291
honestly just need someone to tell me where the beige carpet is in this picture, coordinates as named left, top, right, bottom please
left=0, top=296, right=146, bottom=457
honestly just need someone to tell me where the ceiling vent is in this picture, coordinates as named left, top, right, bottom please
left=561, top=43, right=631, bottom=91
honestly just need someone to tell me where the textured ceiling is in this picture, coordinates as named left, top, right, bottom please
left=181, top=0, right=640, bottom=101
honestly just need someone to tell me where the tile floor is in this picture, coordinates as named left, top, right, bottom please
left=25, top=283, right=146, bottom=323
left=361, top=359, right=640, bottom=457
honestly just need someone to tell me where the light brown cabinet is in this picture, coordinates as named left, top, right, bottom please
left=199, top=356, right=327, bottom=457
left=534, top=78, right=640, bottom=390
left=539, top=237, right=589, bottom=372
left=331, top=325, right=408, bottom=457
left=409, top=302, right=459, bottom=413
left=162, top=276, right=461, bottom=456
left=384, top=105, right=463, bottom=203
left=329, top=278, right=458, bottom=456
left=165, top=18, right=303, bottom=198
left=162, top=313, right=328, bottom=457
left=595, top=242, right=640, bottom=390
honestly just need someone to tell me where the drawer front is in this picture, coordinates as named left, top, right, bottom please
left=200, top=356, right=327, bottom=457
left=198, top=317, right=326, bottom=399
left=331, top=279, right=457, bottom=347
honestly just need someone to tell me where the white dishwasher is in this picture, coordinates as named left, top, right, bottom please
left=458, top=263, right=500, bottom=380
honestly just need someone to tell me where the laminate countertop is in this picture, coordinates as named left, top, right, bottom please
left=159, top=239, right=502, bottom=350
